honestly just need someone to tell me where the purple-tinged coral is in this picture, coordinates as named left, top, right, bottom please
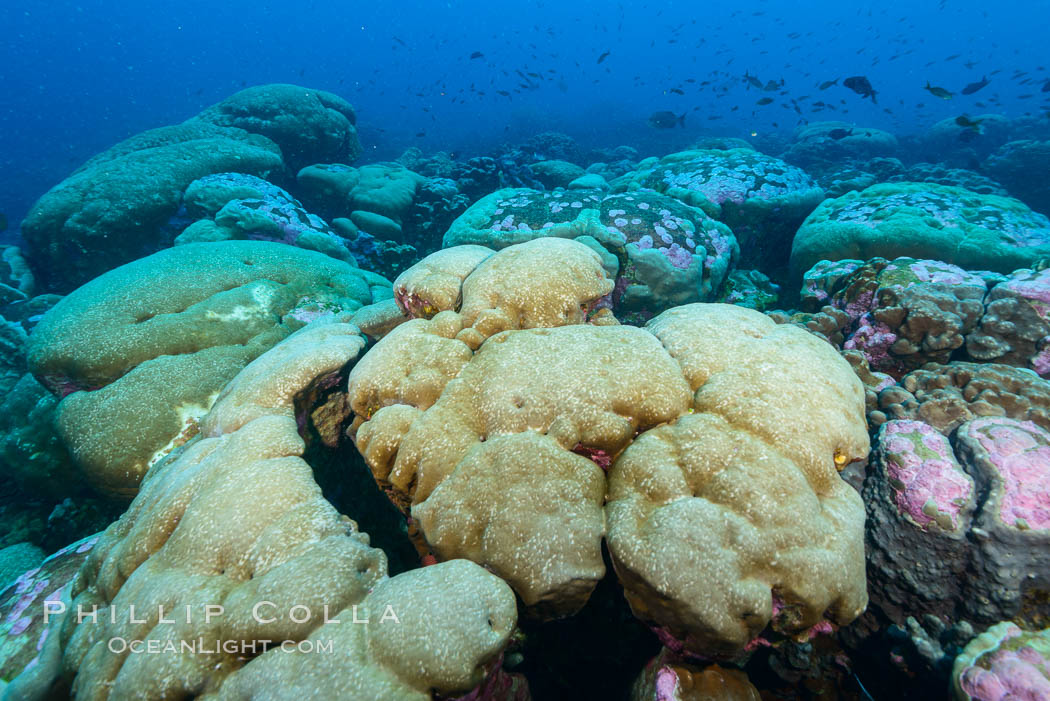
left=612, top=149, right=823, bottom=274
left=952, top=622, right=1050, bottom=701
left=956, top=417, right=1050, bottom=531
left=875, top=420, right=974, bottom=531
left=442, top=187, right=739, bottom=320
left=791, top=182, right=1050, bottom=277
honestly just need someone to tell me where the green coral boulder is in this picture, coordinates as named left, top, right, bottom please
left=22, top=84, right=363, bottom=293
left=611, top=148, right=823, bottom=276
left=790, top=182, right=1050, bottom=277
left=26, top=241, right=390, bottom=499
left=442, top=187, right=738, bottom=321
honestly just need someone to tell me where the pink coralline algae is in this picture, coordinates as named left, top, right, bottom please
left=958, top=417, right=1050, bottom=531
left=0, top=534, right=99, bottom=680
left=876, top=420, right=974, bottom=530
left=954, top=623, right=1050, bottom=701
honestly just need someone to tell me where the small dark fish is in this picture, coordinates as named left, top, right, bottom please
left=955, top=114, right=984, bottom=129
left=756, top=97, right=774, bottom=105
left=470, top=51, right=484, bottom=59
left=496, top=90, right=510, bottom=96
left=762, top=79, right=780, bottom=91
left=393, top=37, right=407, bottom=47
left=415, top=131, right=426, bottom=137
left=961, top=76, right=990, bottom=95
left=844, top=76, right=877, bottom=102
left=647, top=110, right=685, bottom=128
left=0, top=212, right=6, bottom=233
left=924, top=82, right=954, bottom=99
left=828, top=127, right=854, bottom=140
left=744, top=71, right=762, bottom=89
left=597, top=51, right=610, bottom=64
left=669, top=87, right=684, bottom=95
left=1042, top=79, right=1050, bottom=92
left=818, top=79, right=838, bottom=90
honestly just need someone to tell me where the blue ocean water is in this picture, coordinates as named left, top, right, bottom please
left=1, top=0, right=1046, bottom=239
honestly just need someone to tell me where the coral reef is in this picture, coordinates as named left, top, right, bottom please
left=612, top=148, right=823, bottom=275
left=22, top=84, right=360, bottom=293
left=4, top=318, right=520, bottom=700
left=951, top=622, right=1050, bottom=701
left=350, top=240, right=869, bottom=658
left=442, top=187, right=738, bottom=319
left=791, top=183, right=1050, bottom=276
left=26, top=241, right=389, bottom=498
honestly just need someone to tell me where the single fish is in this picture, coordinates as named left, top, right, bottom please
left=844, top=76, right=878, bottom=102
left=955, top=114, right=984, bottom=129
left=756, top=97, right=774, bottom=105
left=669, top=87, right=685, bottom=95
left=818, top=79, right=838, bottom=90
left=961, top=76, right=989, bottom=94
left=744, top=71, right=763, bottom=89
left=924, top=82, right=954, bottom=99
left=469, top=51, right=484, bottom=59
left=597, top=51, right=610, bottom=64
left=0, top=212, right=6, bottom=232
left=1042, top=79, right=1050, bottom=92
left=828, top=127, right=854, bottom=140
left=647, top=111, right=685, bottom=128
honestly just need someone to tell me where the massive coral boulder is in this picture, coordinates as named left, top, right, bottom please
left=442, top=187, right=739, bottom=321
left=22, top=84, right=362, bottom=293
left=790, top=183, right=1050, bottom=277
left=26, top=240, right=390, bottom=498
left=174, top=173, right=354, bottom=263
left=967, top=267, right=1050, bottom=375
left=985, top=140, right=1050, bottom=216
left=796, top=257, right=990, bottom=376
left=4, top=318, right=519, bottom=700
left=349, top=239, right=869, bottom=658
left=916, top=114, right=1013, bottom=167
left=295, top=162, right=466, bottom=278
left=781, top=121, right=898, bottom=169
left=194, top=84, right=361, bottom=171
left=950, top=622, right=1050, bottom=701
left=610, top=148, right=823, bottom=275
left=605, top=304, right=869, bottom=658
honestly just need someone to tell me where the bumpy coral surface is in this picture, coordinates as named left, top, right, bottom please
left=790, top=182, right=1050, bottom=276
left=951, top=622, right=1050, bottom=701
left=968, top=267, right=1050, bottom=375
left=26, top=241, right=389, bottom=497
left=798, top=256, right=989, bottom=376
left=175, top=173, right=353, bottom=262
left=873, top=361, right=1050, bottom=434
left=865, top=414, right=1050, bottom=628
left=611, top=148, right=823, bottom=273
left=442, top=187, right=738, bottom=319
left=194, top=83, right=362, bottom=171
left=349, top=240, right=869, bottom=657
left=5, top=319, right=519, bottom=700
